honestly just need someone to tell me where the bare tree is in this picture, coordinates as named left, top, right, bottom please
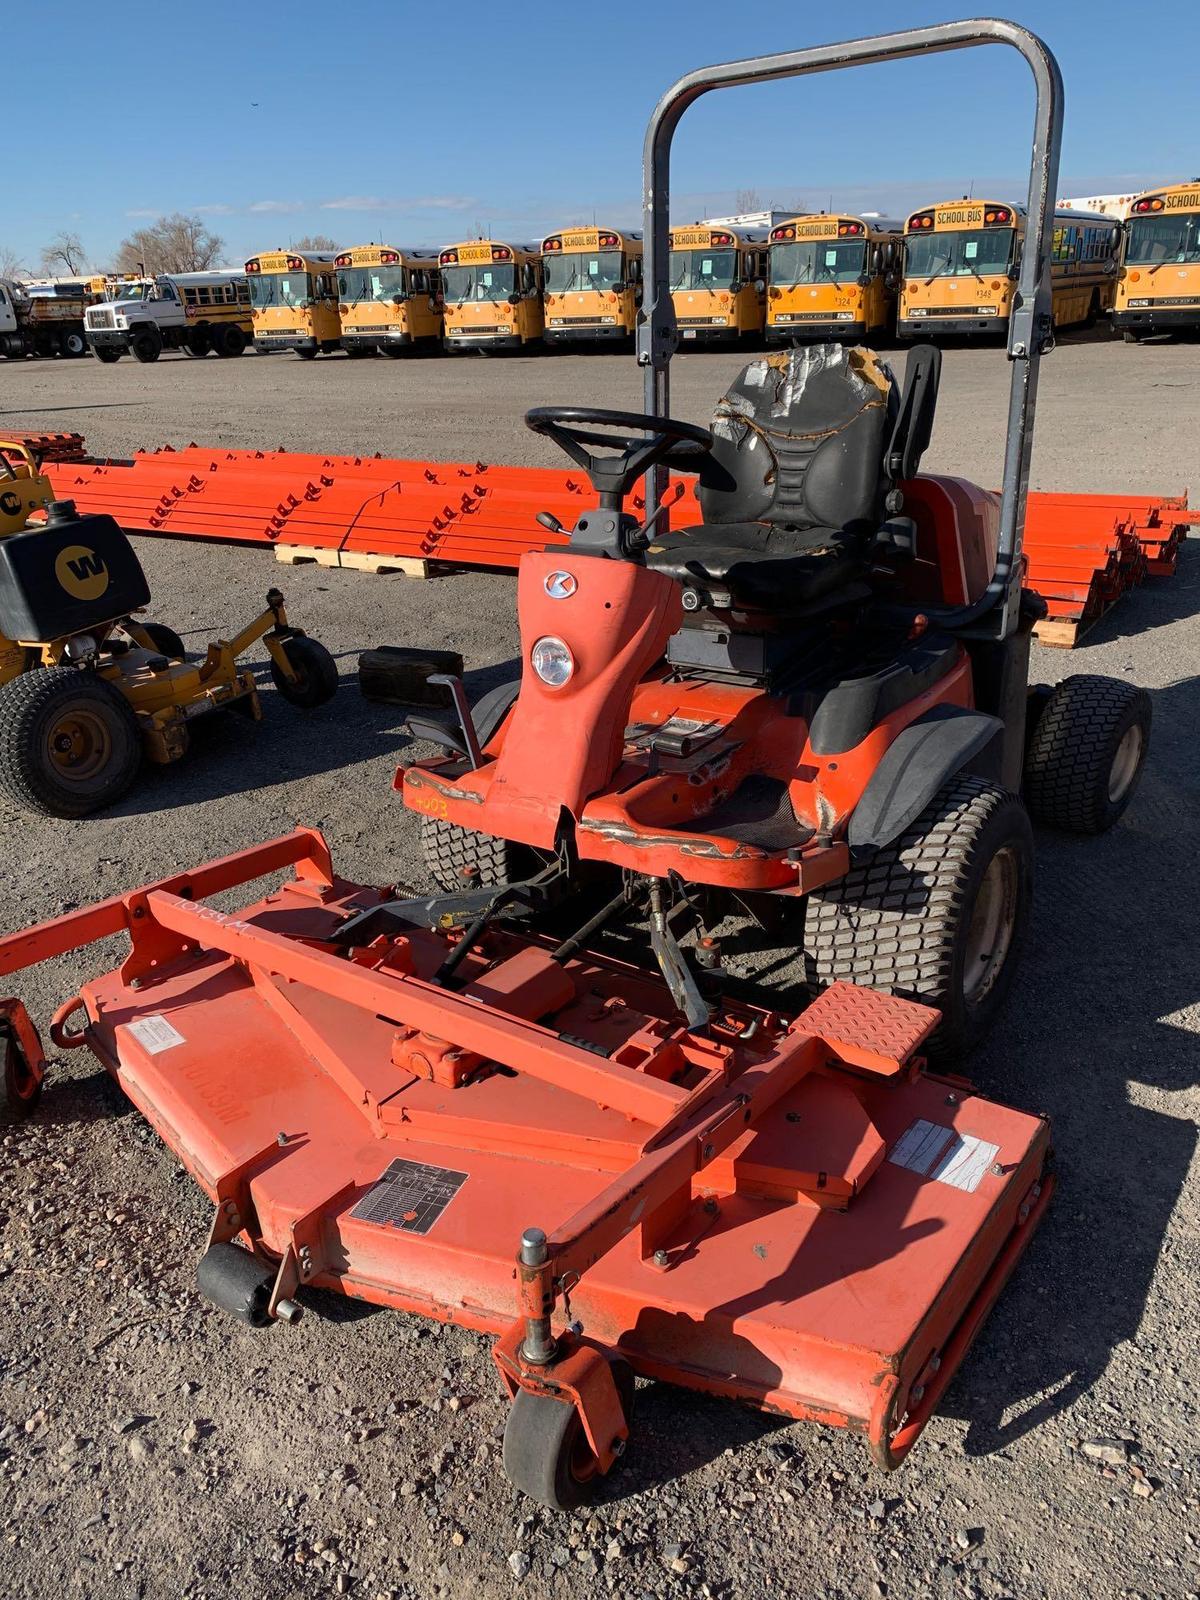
left=40, top=231, right=87, bottom=275
left=291, top=233, right=340, bottom=252
left=114, top=213, right=225, bottom=276
left=0, top=245, right=27, bottom=279
left=734, top=188, right=762, bottom=214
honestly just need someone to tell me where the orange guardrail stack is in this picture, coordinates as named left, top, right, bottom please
left=9, top=436, right=1191, bottom=646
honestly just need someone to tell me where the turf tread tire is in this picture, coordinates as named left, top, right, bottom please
left=805, top=775, right=1032, bottom=1062
left=0, top=666, right=142, bottom=818
left=1023, top=674, right=1150, bottom=834
left=420, top=816, right=526, bottom=892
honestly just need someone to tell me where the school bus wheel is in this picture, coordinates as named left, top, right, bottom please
left=294, top=347, right=318, bottom=361
left=4, top=1029, right=43, bottom=1118
left=213, top=324, right=247, bottom=359
left=269, top=635, right=339, bottom=709
left=0, top=666, right=142, bottom=819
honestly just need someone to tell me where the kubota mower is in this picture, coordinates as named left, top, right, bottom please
left=0, top=22, right=1153, bottom=1512
left=0, top=438, right=338, bottom=817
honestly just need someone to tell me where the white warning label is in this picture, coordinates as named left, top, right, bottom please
left=889, top=1119, right=999, bottom=1195
left=124, top=1014, right=186, bottom=1055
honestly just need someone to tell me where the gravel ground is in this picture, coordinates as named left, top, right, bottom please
left=0, top=340, right=1198, bottom=1600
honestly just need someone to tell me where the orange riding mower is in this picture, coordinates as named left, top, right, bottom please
left=0, top=20, right=1152, bottom=1512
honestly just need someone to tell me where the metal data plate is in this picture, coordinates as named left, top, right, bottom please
left=349, top=1158, right=468, bottom=1235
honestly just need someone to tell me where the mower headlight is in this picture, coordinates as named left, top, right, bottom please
left=63, top=634, right=97, bottom=662
left=530, top=635, right=574, bottom=688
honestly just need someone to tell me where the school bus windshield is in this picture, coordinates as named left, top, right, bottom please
left=338, top=265, right=406, bottom=303
left=669, top=248, right=738, bottom=289
left=441, top=263, right=515, bottom=302
left=544, top=250, right=624, bottom=293
left=1126, top=213, right=1200, bottom=265
left=771, top=239, right=865, bottom=284
left=249, top=272, right=314, bottom=309
left=905, top=228, right=1013, bottom=278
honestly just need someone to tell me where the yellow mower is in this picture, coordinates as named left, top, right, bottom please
left=0, top=441, right=337, bottom=818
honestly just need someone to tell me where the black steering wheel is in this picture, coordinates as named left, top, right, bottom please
left=525, top=406, right=713, bottom=508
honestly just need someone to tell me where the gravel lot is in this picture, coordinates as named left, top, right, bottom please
left=1, top=338, right=1198, bottom=1600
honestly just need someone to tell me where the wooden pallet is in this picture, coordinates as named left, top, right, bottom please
left=273, top=544, right=429, bottom=578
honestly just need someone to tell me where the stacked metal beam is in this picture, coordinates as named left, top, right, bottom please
left=25, top=438, right=1194, bottom=646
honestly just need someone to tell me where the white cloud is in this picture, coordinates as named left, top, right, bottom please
left=124, top=208, right=160, bottom=219
left=248, top=199, right=304, bottom=214
left=320, top=194, right=477, bottom=213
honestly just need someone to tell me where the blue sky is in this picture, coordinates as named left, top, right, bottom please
left=4, top=0, right=1195, bottom=271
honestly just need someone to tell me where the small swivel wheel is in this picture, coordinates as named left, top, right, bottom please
left=270, top=635, right=339, bottom=708
left=502, top=1357, right=636, bottom=1512
left=4, top=1030, right=43, bottom=1118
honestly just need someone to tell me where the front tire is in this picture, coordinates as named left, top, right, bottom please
left=93, top=346, right=122, bottom=363
left=806, top=777, right=1033, bottom=1061
left=0, top=666, right=142, bottom=818
left=502, top=1359, right=634, bottom=1512
left=213, top=324, right=246, bottom=358
left=1023, top=674, right=1150, bottom=834
left=130, top=327, right=162, bottom=363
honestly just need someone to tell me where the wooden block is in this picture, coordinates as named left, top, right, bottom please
left=1032, top=616, right=1082, bottom=649
left=272, top=544, right=429, bottom=577
left=336, top=550, right=429, bottom=577
left=274, top=543, right=340, bottom=568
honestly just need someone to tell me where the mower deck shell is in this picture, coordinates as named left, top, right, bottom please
left=33, top=847, right=1051, bottom=1465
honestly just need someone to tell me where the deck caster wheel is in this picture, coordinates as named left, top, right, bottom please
left=137, top=621, right=186, bottom=659
left=1023, top=675, right=1151, bottom=834
left=4, top=1031, right=43, bottom=1118
left=503, top=1358, right=635, bottom=1512
left=196, top=1241, right=275, bottom=1326
left=270, top=635, right=339, bottom=708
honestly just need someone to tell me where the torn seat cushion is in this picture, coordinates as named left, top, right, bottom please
left=646, top=345, right=895, bottom=610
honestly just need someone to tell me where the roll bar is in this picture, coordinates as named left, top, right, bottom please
left=637, top=17, right=1064, bottom=634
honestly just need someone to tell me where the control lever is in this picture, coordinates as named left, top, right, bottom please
left=536, top=510, right=565, bottom=535
left=626, top=482, right=686, bottom=553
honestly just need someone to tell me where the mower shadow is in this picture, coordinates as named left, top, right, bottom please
left=940, top=666, right=1200, bottom=1455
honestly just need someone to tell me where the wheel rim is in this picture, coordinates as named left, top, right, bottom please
left=568, top=1418, right=599, bottom=1485
left=963, top=846, right=1019, bottom=1005
left=46, top=708, right=113, bottom=783
left=1108, top=724, right=1143, bottom=803
left=5, top=1037, right=37, bottom=1103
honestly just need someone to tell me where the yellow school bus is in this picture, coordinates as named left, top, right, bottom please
left=766, top=214, right=901, bottom=342
left=1113, top=182, right=1200, bottom=342
left=899, top=200, right=1119, bottom=338
left=541, top=227, right=641, bottom=345
left=245, top=249, right=341, bottom=358
left=439, top=240, right=544, bottom=352
left=667, top=225, right=767, bottom=342
left=334, top=246, right=443, bottom=357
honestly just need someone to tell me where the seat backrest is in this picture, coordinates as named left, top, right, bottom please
left=697, top=344, right=897, bottom=535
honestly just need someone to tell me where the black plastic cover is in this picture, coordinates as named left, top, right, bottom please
left=0, top=511, right=150, bottom=642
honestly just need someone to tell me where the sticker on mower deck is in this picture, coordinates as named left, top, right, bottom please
left=124, top=1014, right=186, bottom=1055
left=888, top=1120, right=999, bottom=1195
left=349, top=1158, right=468, bottom=1235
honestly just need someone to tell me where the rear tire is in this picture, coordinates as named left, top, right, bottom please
left=183, top=329, right=210, bottom=358
left=63, top=330, right=87, bottom=357
left=213, top=324, right=246, bottom=358
left=420, top=815, right=529, bottom=892
left=0, top=666, right=142, bottom=818
left=806, top=776, right=1033, bottom=1062
left=294, top=346, right=317, bottom=360
left=269, top=635, right=339, bottom=708
left=1023, top=674, right=1151, bottom=833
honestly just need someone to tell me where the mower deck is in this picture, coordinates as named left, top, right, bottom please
left=2, top=830, right=1051, bottom=1473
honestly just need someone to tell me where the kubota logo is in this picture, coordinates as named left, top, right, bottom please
left=544, top=570, right=577, bottom=599
left=55, top=545, right=110, bottom=601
